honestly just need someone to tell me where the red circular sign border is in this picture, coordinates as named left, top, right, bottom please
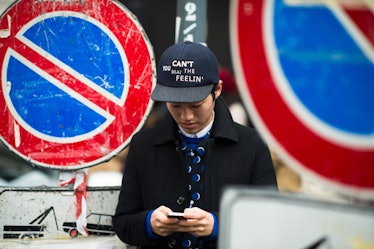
left=0, top=0, right=156, bottom=169
left=230, top=0, right=374, bottom=199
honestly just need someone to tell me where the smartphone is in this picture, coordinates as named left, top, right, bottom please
left=167, top=212, right=186, bottom=219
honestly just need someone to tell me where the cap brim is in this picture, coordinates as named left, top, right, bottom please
left=151, top=84, right=214, bottom=102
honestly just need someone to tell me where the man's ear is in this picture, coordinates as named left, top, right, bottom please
left=214, top=80, right=223, bottom=99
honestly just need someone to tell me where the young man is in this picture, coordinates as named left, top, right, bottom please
left=113, top=41, right=277, bottom=249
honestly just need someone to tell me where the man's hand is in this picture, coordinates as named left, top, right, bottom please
left=150, top=206, right=215, bottom=238
left=150, top=206, right=182, bottom=236
left=175, top=207, right=214, bottom=237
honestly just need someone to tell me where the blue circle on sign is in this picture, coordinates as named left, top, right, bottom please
left=5, top=12, right=127, bottom=141
left=7, top=57, right=107, bottom=138
left=272, top=2, right=374, bottom=136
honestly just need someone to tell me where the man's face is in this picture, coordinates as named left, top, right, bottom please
left=166, top=94, right=216, bottom=134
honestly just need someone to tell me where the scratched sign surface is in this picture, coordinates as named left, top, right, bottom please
left=0, top=0, right=155, bottom=169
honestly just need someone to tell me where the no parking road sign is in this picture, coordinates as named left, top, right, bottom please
left=0, top=0, right=156, bottom=169
left=231, top=0, right=374, bottom=199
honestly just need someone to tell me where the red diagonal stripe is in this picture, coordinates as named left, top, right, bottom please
left=342, top=4, right=374, bottom=47
left=11, top=38, right=119, bottom=114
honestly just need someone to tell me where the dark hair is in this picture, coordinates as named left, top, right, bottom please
left=211, top=83, right=219, bottom=100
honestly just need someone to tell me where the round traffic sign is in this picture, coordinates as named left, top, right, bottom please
left=230, top=0, right=374, bottom=199
left=0, top=0, right=155, bottom=169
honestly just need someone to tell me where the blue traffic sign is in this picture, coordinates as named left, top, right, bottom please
left=0, top=0, right=155, bottom=169
left=273, top=1, right=374, bottom=137
left=231, top=0, right=374, bottom=199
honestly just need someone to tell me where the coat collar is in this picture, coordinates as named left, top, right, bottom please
left=154, top=97, right=240, bottom=145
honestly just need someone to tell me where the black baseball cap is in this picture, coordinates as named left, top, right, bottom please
left=151, top=41, right=219, bottom=102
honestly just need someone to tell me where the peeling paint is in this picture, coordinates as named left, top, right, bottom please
left=0, top=15, right=11, bottom=38
left=13, top=120, right=20, bottom=147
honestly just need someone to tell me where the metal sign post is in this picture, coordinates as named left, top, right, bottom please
left=0, top=0, right=155, bottom=242
left=175, top=0, right=207, bottom=45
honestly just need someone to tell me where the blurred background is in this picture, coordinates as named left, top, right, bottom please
left=0, top=0, right=372, bottom=205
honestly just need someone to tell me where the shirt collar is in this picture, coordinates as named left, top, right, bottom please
left=179, top=111, right=215, bottom=138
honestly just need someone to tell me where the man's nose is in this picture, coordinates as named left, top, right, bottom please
left=181, top=108, right=194, bottom=120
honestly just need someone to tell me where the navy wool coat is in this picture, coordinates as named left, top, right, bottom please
left=113, top=97, right=278, bottom=249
